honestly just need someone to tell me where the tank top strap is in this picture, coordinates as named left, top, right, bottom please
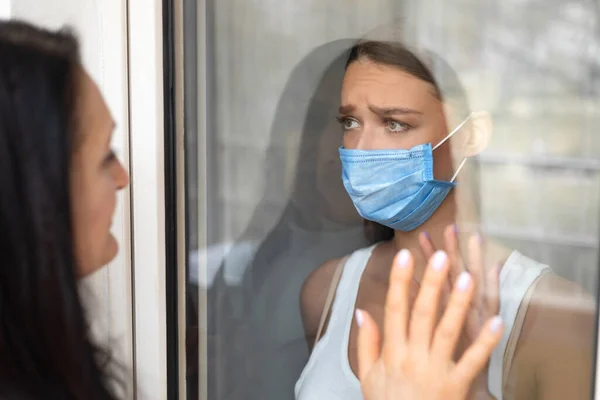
left=326, top=243, right=379, bottom=337
left=294, top=243, right=379, bottom=400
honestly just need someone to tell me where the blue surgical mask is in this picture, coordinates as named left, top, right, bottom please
left=339, top=114, right=472, bottom=232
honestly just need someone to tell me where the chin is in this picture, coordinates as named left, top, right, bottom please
left=75, top=235, right=120, bottom=278
left=92, top=235, right=119, bottom=272
left=102, top=234, right=120, bottom=265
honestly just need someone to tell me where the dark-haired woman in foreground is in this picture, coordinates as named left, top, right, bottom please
left=0, top=21, right=128, bottom=399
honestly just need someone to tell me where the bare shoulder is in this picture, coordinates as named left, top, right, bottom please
left=512, top=273, right=596, bottom=397
left=300, top=257, right=344, bottom=339
left=525, top=273, right=595, bottom=339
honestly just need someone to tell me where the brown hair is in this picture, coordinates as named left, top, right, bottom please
left=347, top=40, right=442, bottom=97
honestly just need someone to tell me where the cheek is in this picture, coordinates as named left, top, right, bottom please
left=342, top=134, right=354, bottom=149
left=89, top=173, right=117, bottom=230
left=75, top=173, right=119, bottom=276
left=95, top=176, right=118, bottom=247
left=433, top=145, right=456, bottom=180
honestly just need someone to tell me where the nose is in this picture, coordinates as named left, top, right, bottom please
left=114, top=160, right=129, bottom=190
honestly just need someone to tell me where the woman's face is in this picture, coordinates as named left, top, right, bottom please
left=70, top=69, right=129, bottom=277
left=339, top=59, right=455, bottom=182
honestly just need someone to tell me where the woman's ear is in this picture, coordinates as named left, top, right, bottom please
left=463, top=111, right=492, bottom=157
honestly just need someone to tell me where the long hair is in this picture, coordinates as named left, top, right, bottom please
left=0, top=21, right=121, bottom=399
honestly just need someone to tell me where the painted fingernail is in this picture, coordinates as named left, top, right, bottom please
left=355, top=309, right=365, bottom=327
left=457, top=271, right=471, bottom=291
left=432, top=251, right=447, bottom=271
left=422, top=231, right=430, bottom=240
left=489, top=316, right=503, bottom=333
left=476, top=233, right=483, bottom=244
left=397, top=249, right=410, bottom=269
left=452, top=224, right=458, bottom=234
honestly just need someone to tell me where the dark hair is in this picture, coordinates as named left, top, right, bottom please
left=345, top=40, right=477, bottom=242
left=0, top=21, right=121, bottom=399
left=347, top=41, right=442, bottom=97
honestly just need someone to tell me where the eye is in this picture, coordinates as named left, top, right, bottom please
left=104, top=149, right=117, bottom=165
left=336, top=116, right=360, bottom=131
left=386, top=119, right=411, bottom=133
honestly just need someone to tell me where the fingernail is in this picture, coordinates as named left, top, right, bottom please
left=476, top=233, right=483, bottom=244
left=456, top=271, right=471, bottom=291
left=397, top=249, right=410, bottom=269
left=422, top=231, right=430, bottom=240
left=432, top=251, right=447, bottom=271
left=452, top=224, right=458, bottom=234
left=489, top=316, right=503, bottom=333
left=355, top=309, right=364, bottom=327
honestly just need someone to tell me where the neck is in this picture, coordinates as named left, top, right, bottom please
left=389, top=190, right=512, bottom=283
left=392, top=191, right=459, bottom=282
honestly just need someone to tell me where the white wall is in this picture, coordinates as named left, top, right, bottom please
left=0, top=0, right=9, bottom=19
left=10, top=1, right=134, bottom=397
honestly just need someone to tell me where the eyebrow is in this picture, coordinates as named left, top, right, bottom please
left=338, top=104, right=422, bottom=116
left=338, top=104, right=356, bottom=115
left=369, top=105, right=422, bottom=116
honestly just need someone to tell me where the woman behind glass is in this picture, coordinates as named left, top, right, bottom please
left=297, top=39, right=595, bottom=400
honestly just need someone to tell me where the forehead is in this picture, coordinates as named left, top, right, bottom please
left=341, top=60, right=439, bottom=109
left=74, top=68, right=113, bottom=144
left=76, top=68, right=112, bottom=120
left=73, top=67, right=114, bottom=153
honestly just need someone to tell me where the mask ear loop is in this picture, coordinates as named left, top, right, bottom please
left=432, top=112, right=474, bottom=183
left=450, top=158, right=468, bottom=182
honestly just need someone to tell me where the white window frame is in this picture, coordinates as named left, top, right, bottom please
left=127, top=0, right=168, bottom=398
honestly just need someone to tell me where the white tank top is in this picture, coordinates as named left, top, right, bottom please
left=294, top=244, right=550, bottom=400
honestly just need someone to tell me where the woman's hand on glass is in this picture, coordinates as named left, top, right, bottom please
left=419, top=226, right=501, bottom=397
left=356, top=247, right=503, bottom=400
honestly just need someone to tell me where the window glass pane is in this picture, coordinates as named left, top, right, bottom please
left=183, top=1, right=600, bottom=399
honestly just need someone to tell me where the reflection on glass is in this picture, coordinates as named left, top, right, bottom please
left=182, top=1, right=600, bottom=399
left=205, top=40, right=373, bottom=400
